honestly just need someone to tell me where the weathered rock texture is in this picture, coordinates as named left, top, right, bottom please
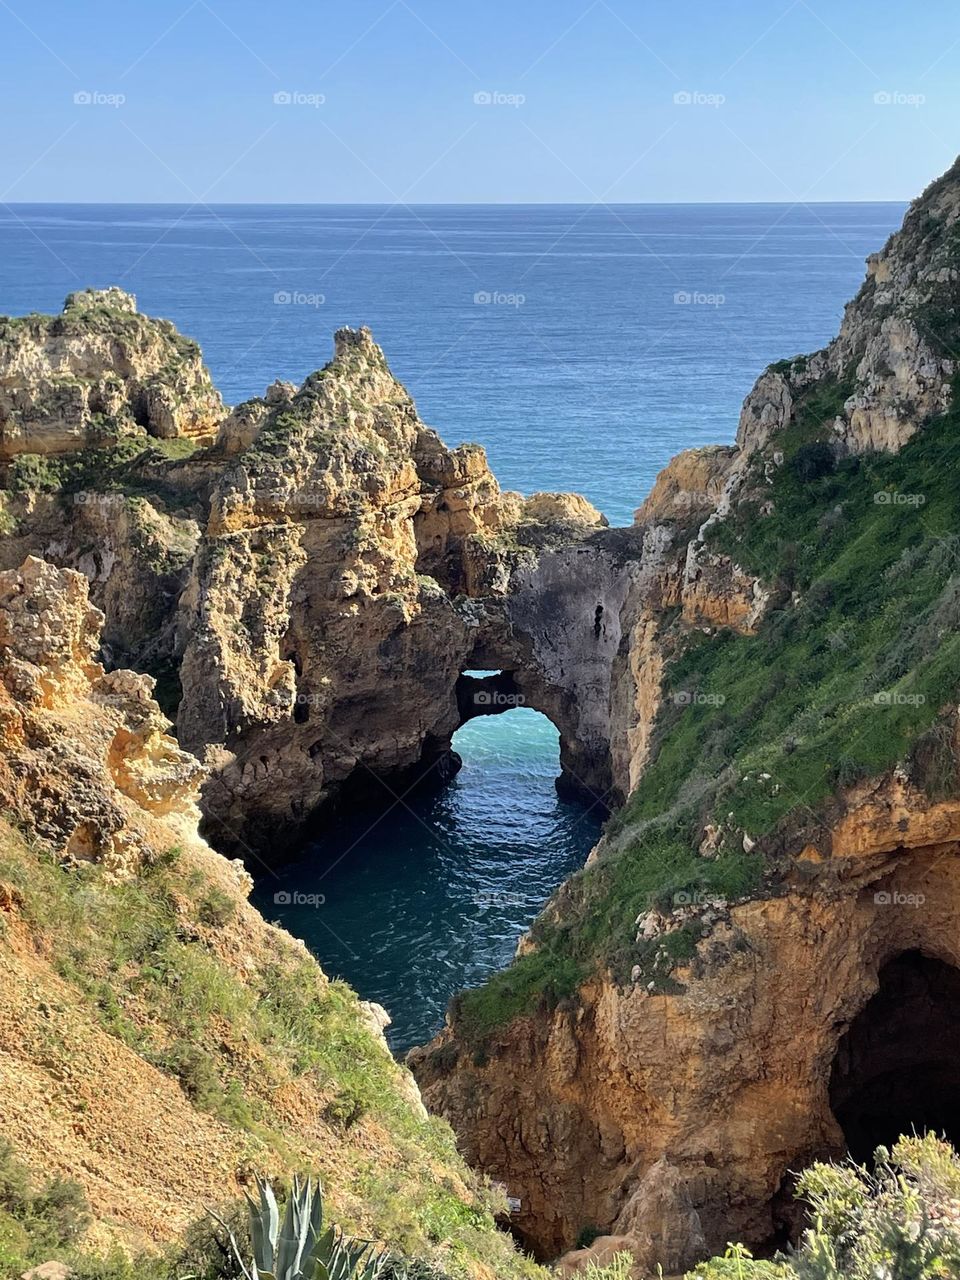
left=0, top=555, right=204, bottom=875
left=0, top=556, right=535, bottom=1278
left=410, top=155, right=960, bottom=1269
left=0, top=288, right=224, bottom=459
left=414, top=778, right=960, bottom=1264
left=175, top=325, right=611, bottom=850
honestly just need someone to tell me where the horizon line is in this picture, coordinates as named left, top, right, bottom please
left=0, top=198, right=912, bottom=208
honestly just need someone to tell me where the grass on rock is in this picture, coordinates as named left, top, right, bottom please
left=456, top=376, right=960, bottom=1041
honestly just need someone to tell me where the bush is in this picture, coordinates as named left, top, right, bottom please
left=198, top=888, right=237, bottom=927
left=31, top=1175, right=91, bottom=1245
left=690, top=1134, right=960, bottom=1279
left=787, top=441, right=836, bottom=484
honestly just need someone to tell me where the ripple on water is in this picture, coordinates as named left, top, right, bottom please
left=251, top=709, right=603, bottom=1054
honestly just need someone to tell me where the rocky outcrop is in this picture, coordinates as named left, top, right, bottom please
left=409, top=154, right=960, bottom=1269
left=0, top=288, right=224, bottom=461
left=0, top=556, right=204, bottom=875
left=413, top=775, right=960, bottom=1259
left=0, top=556, right=538, bottom=1277
left=0, top=485, right=201, bottom=677
left=732, top=160, right=960, bottom=466
left=175, top=326, right=611, bottom=850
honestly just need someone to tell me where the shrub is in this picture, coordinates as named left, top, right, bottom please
left=31, top=1175, right=91, bottom=1245
left=787, top=441, right=836, bottom=484
left=690, top=1134, right=960, bottom=1279
left=170, top=1199, right=251, bottom=1280
left=323, top=1087, right=367, bottom=1130
left=198, top=887, right=237, bottom=927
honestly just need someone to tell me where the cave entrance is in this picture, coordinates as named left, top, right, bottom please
left=829, top=950, right=960, bottom=1163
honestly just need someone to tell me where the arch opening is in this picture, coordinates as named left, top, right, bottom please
left=829, top=950, right=960, bottom=1163
left=253, top=697, right=602, bottom=1054
left=456, top=668, right=525, bottom=723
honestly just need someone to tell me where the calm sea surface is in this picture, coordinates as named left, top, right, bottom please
left=1, top=202, right=907, bottom=1049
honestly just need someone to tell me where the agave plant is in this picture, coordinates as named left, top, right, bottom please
left=214, top=1173, right=391, bottom=1280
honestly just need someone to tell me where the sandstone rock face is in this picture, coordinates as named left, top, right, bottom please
left=731, top=161, right=960, bottom=466
left=0, top=289, right=224, bottom=460
left=413, top=777, right=960, bottom=1259
left=175, top=327, right=611, bottom=849
left=0, top=305, right=617, bottom=853
left=633, top=445, right=734, bottom=525
left=0, top=556, right=203, bottom=875
left=0, top=485, right=201, bottom=674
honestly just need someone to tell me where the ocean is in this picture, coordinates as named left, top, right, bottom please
left=0, top=201, right=907, bottom=1049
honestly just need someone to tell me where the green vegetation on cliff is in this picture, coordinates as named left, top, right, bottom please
left=456, top=371, right=960, bottom=1040
left=0, top=821, right=542, bottom=1280
left=689, top=1134, right=960, bottom=1279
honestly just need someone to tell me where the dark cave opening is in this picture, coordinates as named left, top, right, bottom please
left=829, top=950, right=960, bottom=1163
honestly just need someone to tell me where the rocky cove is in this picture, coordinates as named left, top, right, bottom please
left=3, top=156, right=960, bottom=1276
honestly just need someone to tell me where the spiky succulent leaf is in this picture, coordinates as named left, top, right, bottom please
left=246, top=1176, right=281, bottom=1272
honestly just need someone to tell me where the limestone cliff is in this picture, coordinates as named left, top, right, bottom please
left=410, top=154, right=960, bottom=1271
left=0, top=555, right=540, bottom=1277
left=0, top=288, right=224, bottom=460
left=0, top=295, right=611, bottom=851
left=175, top=325, right=608, bottom=851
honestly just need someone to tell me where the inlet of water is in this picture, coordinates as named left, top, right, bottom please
left=251, top=704, right=603, bottom=1054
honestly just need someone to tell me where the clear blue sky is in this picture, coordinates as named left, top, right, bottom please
left=2, top=0, right=958, bottom=203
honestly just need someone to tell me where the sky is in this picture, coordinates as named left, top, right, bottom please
left=1, top=0, right=958, bottom=203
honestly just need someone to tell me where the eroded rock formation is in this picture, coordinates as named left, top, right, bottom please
left=409, top=155, right=960, bottom=1270
left=0, top=555, right=203, bottom=875
left=4, top=154, right=960, bottom=1274
left=0, top=287, right=224, bottom=459
left=0, top=555, right=536, bottom=1277
left=414, top=776, right=960, bottom=1265
left=174, top=325, right=613, bottom=850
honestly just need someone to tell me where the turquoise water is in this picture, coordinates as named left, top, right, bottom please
left=1, top=202, right=908, bottom=1049
left=251, top=710, right=603, bottom=1052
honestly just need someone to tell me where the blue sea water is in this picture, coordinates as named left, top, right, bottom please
left=0, top=202, right=907, bottom=1050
